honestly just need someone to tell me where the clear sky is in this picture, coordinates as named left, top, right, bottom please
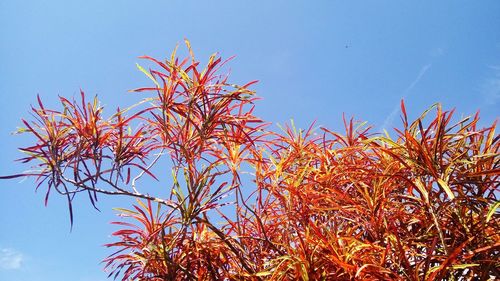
left=1, top=1, right=499, bottom=280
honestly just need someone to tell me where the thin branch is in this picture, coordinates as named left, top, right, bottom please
left=132, top=149, right=165, bottom=194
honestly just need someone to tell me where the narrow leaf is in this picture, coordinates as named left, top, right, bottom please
left=136, top=63, right=160, bottom=88
left=486, top=201, right=500, bottom=223
left=437, top=178, right=455, bottom=200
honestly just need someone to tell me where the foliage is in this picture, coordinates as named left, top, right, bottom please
left=1, top=41, right=499, bottom=280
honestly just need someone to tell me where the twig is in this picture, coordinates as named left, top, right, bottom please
left=132, top=149, right=165, bottom=194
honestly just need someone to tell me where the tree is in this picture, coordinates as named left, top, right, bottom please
left=1, top=41, right=499, bottom=280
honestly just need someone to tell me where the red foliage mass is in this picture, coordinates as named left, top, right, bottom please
left=2, top=41, right=499, bottom=280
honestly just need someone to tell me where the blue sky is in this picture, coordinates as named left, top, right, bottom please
left=1, top=1, right=499, bottom=280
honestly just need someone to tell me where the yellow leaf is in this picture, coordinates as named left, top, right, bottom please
left=414, top=178, right=429, bottom=203
left=136, top=63, right=160, bottom=88
left=451, top=263, right=479, bottom=269
left=254, top=271, right=273, bottom=277
left=486, top=201, right=500, bottom=223
left=437, top=178, right=455, bottom=200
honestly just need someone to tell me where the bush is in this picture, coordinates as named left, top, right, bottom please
left=2, top=41, right=499, bottom=280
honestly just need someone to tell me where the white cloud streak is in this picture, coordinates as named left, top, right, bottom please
left=381, top=63, right=432, bottom=131
left=0, top=248, right=24, bottom=270
left=481, top=65, right=500, bottom=105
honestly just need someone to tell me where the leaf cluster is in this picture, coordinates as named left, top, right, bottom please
left=2, top=42, right=498, bottom=280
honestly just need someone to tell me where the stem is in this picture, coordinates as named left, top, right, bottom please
left=132, top=149, right=165, bottom=194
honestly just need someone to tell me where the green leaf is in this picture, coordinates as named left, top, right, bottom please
left=14, top=127, right=28, bottom=134
left=113, top=207, right=139, bottom=215
left=136, top=63, right=160, bottom=88
left=486, top=201, right=500, bottom=223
